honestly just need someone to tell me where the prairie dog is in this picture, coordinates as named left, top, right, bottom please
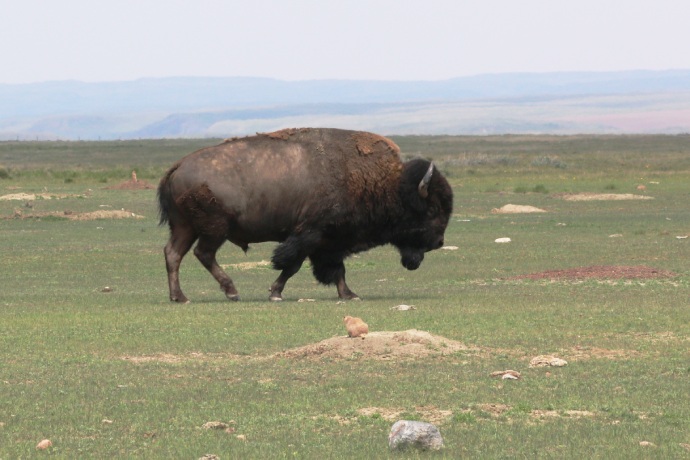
left=343, top=316, right=368, bottom=338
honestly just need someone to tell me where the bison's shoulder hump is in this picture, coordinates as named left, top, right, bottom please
left=257, top=128, right=400, bottom=156
left=351, top=131, right=400, bottom=156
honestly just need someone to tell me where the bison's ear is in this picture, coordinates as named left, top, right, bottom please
left=418, top=163, right=434, bottom=198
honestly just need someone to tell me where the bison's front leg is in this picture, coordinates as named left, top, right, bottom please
left=269, top=233, right=318, bottom=301
left=269, top=261, right=304, bottom=301
left=310, top=251, right=360, bottom=300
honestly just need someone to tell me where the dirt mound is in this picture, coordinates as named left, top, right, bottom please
left=492, top=204, right=547, bottom=214
left=276, top=329, right=476, bottom=361
left=105, top=179, right=155, bottom=190
left=509, top=265, right=676, bottom=280
left=559, top=193, right=652, bottom=201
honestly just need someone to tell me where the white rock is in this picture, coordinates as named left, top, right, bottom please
left=529, top=355, right=568, bottom=368
left=389, top=420, right=444, bottom=451
left=390, top=304, right=416, bottom=311
left=490, top=370, right=521, bottom=379
left=495, top=237, right=511, bottom=243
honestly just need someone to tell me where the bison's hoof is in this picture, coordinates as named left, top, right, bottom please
left=226, top=294, right=240, bottom=302
left=269, top=295, right=283, bottom=302
left=171, top=296, right=190, bottom=304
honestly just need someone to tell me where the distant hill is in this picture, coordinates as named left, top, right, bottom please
left=1, top=70, right=689, bottom=139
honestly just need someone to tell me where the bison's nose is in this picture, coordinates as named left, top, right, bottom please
left=437, top=238, right=444, bottom=249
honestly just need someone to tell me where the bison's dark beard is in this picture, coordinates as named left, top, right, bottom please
left=400, top=249, right=425, bottom=270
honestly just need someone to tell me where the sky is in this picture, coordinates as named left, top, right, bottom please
left=2, top=0, right=689, bottom=84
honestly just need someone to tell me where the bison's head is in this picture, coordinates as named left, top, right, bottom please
left=393, top=159, right=453, bottom=271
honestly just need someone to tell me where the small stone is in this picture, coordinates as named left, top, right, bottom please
left=199, top=455, right=220, bottom=460
left=101, top=286, right=113, bottom=293
left=639, top=441, right=656, bottom=447
left=236, top=434, right=247, bottom=442
left=495, top=237, right=511, bottom=243
left=389, top=420, right=444, bottom=451
left=390, top=304, right=416, bottom=311
left=36, top=439, right=52, bottom=450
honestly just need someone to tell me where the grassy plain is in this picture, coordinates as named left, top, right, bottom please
left=0, top=135, right=689, bottom=458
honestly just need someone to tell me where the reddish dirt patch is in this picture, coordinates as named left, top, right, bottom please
left=509, top=265, right=677, bottom=281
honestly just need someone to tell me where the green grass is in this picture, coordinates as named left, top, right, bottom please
left=1, top=135, right=689, bottom=458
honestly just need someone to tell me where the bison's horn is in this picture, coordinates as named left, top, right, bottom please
left=418, top=163, right=434, bottom=198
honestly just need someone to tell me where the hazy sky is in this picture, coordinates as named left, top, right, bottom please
left=2, top=0, right=689, bottom=84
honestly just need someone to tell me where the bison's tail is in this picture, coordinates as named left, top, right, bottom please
left=157, top=163, right=179, bottom=227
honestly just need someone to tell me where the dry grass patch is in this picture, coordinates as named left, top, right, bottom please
left=6, top=209, right=144, bottom=220
left=0, top=192, right=83, bottom=201
left=221, top=260, right=271, bottom=270
left=491, top=204, right=547, bottom=214
left=558, top=193, right=653, bottom=201
left=509, top=265, right=677, bottom=281
left=121, top=352, right=243, bottom=364
left=564, top=346, right=641, bottom=361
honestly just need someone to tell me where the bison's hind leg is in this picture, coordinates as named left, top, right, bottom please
left=309, top=251, right=360, bottom=300
left=194, top=235, right=240, bottom=301
left=164, top=223, right=197, bottom=303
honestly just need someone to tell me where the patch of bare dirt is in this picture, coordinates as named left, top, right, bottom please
left=0, top=192, right=81, bottom=201
left=531, top=410, right=595, bottom=420
left=121, top=352, right=240, bottom=364
left=321, top=406, right=453, bottom=426
left=509, top=265, right=677, bottom=281
left=558, top=193, right=653, bottom=201
left=105, top=179, right=155, bottom=190
left=275, top=330, right=477, bottom=361
left=492, top=204, right=547, bottom=214
left=476, top=403, right=511, bottom=417
left=6, top=209, right=144, bottom=220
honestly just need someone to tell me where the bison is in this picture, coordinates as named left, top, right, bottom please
left=158, top=128, right=453, bottom=302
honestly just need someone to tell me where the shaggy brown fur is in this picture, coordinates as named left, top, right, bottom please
left=158, top=128, right=453, bottom=303
left=351, top=131, right=400, bottom=156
